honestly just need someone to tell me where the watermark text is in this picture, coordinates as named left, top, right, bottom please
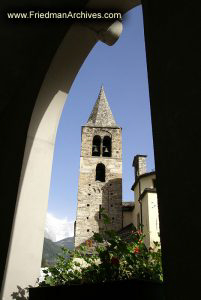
left=7, top=10, right=122, bottom=20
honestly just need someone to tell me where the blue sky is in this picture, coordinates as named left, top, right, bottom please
left=47, top=5, right=155, bottom=223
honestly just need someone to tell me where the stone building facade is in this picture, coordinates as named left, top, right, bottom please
left=74, top=86, right=122, bottom=247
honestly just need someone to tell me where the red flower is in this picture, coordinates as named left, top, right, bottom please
left=137, top=230, right=142, bottom=235
left=134, top=246, right=140, bottom=254
left=111, top=257, right=119, bottom=265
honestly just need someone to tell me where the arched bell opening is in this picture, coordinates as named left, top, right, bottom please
left=92, top=135, right=101, bottom=156
left=102, top=136, right=111, bottom=157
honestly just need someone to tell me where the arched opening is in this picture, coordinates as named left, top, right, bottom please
left=96, top=163, right=105, bottom=182
left=102, top=136, right=111, bottom=157
left=1, top=3, right=156, bottom=299
left=92, top=135, right=101, bottom=156
left=1, top=13, right=127, bottom=297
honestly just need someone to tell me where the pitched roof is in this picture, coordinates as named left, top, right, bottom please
left=139, top=188, right=157, bottom=202
left=122, top=202, right=135, bottom=211
left=85, top=86, right=119, bottom=128
left=131, top=171, right=156, bottom=191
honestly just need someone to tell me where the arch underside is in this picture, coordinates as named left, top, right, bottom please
left=1, top=1, right=140, bottom=298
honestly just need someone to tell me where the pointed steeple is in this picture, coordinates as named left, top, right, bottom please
left=85, top=86, right=119, bottom=128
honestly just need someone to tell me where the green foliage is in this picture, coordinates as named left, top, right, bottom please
left=39, top=209, right=163, bottom=286
left=99, top=207, right=110, bottom=225
left=42, top=237, right=74, bottom=267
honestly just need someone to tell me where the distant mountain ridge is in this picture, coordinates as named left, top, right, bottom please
left=56, top=236, right=74, bottom=249
left=42, top=236, right=74, bottom=267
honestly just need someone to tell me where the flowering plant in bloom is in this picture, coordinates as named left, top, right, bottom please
left=39, top=210, right=163, bottom=286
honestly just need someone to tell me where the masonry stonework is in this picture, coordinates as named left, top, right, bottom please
left=133, top=155, right=147, bottom=178
left=75, top=87, right=122, bottom=247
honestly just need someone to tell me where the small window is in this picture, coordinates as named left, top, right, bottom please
left=88, top=193, right=91, bottom=196
left=92, top=135, right=101, bottom=156
left=96, top=163, right=105, bottom=182
left=87, top=229, right=90, bottom=232
left=102, top=136, right=111, bottom=157
left=87, top=217, right=89, bottom=220
left=111, top=204, right=113, bottom=207
left=87, top=204, right=90, bottom=207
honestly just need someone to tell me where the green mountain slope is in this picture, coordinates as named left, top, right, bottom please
left=55, top=236, right=74, bottom=250
left=42, top=237, right=74, bottom=267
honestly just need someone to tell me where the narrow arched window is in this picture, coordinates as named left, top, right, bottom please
left=96, top=163, right=105, bottom=182
left=102, top=136, right=111, bottom=157
left=92, top=135, right=101, bottom=156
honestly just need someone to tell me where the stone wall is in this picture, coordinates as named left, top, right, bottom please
left=75, top=126, right=122, bottom=247
left=133, top=155, right=147, bottom=178
left=81, top=126, right=122, bottom=159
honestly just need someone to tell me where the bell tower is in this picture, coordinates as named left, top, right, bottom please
left=74, top=86, right=122, bottom=247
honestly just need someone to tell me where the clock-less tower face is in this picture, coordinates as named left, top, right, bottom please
left=74, top=86, right=122, bottom=248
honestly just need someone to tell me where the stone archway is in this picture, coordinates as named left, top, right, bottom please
left=1, top=1, right=140, bottom=298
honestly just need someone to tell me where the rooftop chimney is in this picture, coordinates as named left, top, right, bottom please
left=133, top=155, right=147, bottom=179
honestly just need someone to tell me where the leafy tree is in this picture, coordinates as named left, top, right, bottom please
left=39, top=209, right=163, bottom=286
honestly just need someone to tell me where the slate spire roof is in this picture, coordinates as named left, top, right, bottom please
left=85, top=86, right=119, bottom=128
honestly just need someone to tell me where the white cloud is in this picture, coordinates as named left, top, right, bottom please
left=45, top=213, right=74, bottom=242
